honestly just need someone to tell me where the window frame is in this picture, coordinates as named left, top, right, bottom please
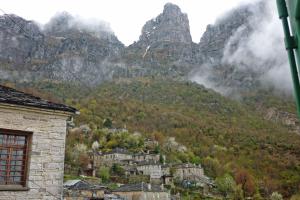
left=0, top=128, right=32, bottom=191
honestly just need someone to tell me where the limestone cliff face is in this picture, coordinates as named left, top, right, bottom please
left=0, top=14, right=44, bottom=65
left=122, top=3, right=199, bottom=78
left=192, top=1, right=270, bottom=93
left=0, top=5, right=198, bottom=83
left=139, top=3, right=192, bottom=44
left=0, top=13, right=124, bottom=84
left=0, top=1, right=282, bottom=89
left=198, top=6, right=253, bottom=63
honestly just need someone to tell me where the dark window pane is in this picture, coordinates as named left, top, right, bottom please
left=16, top=161, right=22, bottom=165
left=14, top=172, right=21, bottom=176
left=15, top=166, right=22, bottom=171
left=0, top=149, right=8, bottom=159
left=16, top=136, right=25, bottom=145
left=13, top=177, right=21, bottom=182
left=0, top=131, right=30, bottom=186
left=8, top=135, right=14, bottom=144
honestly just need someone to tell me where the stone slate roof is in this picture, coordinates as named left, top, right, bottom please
left=64, top=180, right=91, bottom=190
left=64, top=180, right=107, bottom=190
left=0, top=85, right=77, bottom=113
left=113, top=183, right=165, bottom=192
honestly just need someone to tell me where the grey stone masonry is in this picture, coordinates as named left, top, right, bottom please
left=0, top=104, right=73, bottom=200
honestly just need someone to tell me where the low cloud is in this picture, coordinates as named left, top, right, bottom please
left=44, top=12, right=113, bottom=38
left=192, top=0, right=293, bottom=96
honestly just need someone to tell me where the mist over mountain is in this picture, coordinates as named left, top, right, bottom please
left=0, top=0, right=293, bottom=95
left=0, top=12, right=124, bottom=85
left=191, top=0, right=291, bottom=96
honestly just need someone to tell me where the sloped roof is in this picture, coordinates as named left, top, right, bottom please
left=64, top=180, right=90, bottom=190
left=0, top=85, right=77, bottom=113
left=64, top=180, right=107, bottom=190
left=63, top=180, right=82, bottom=187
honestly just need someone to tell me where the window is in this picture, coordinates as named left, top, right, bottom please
left=0, top=129, right=31, bottom=190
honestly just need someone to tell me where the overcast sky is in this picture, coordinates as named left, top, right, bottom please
left=0, top=0, right=259, bottom=46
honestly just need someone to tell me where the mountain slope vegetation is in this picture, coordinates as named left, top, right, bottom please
left=16, top=78, right=300, bottom=198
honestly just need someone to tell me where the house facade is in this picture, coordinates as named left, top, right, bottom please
left=112, top=183, right=170, bottom=200
left=94, top=148, right=133, bottom=167
left=136, top=162, right=162, bottom=179
left=132, top=153, right=160, bottom=163
left=63, top=180, right=106, bottom=200
left=173, top=163, right=204, bottom=182
left=0, top=85, right=77, bottom=199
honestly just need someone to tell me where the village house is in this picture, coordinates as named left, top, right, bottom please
left=132, top=152, right=160, bottom=163
left=0, top=85, right=77, bottom=199
left=112, top=183, right=170, bottom=200
left=93, top=148, right=161, bottom=171
left=173, top=163, right=204, bottom=182
left=136, top=162, right=162, bottom=180
left=94, top=148, right=133, bottom=167
left=63, top=180, right=107, bottom=200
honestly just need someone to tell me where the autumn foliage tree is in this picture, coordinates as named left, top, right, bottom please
left=234, top=169, right=256, bottom=197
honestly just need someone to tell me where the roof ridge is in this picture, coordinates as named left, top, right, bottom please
left=0, top=85, right=77, bottom=113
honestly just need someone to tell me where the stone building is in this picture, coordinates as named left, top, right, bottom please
left=0, top=85, right=77, bottom=199
left=63, top=180, right=106, bottom=200
left=112, top=183, right=170, bottom=200
left=173, top=163, right=204, bottom=182
left=132, top=153, right=160, bottom=163
left=94, top=148, right=133, bottom=167
left=136, top=162, right=162, bottom=179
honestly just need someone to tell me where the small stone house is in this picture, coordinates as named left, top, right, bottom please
left=132, top=153, right=160, bottom=163
left=136, top=162, right=162, bottom=179
left=63, top=180, right=106, bottom=200
left=95, top=148, right=133, bottom=167
left=112, top=183, right=170, bottom=200
left=0, top=85, right=77, bottom=199
left=173, top=163, right=204, bottom=182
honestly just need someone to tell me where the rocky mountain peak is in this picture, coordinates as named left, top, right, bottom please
left=0, top=14, right=42, bottom=38
left=43, top=12, right=115, bottom=41
left=137, top=3, right=192, bottom=45
left=163, top=3, right=182, bottom=16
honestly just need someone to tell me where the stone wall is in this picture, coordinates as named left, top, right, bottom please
left=63, top=189, right=105, bottom=200
left=0, top=105, right=69, bottom=200
left=113, top=191, right=170, bottom=200
left=95, top=153, right=133, bottom=167
left=136, top=165, right=162, bottom=179
left=174, top=165, right=204, bottom=182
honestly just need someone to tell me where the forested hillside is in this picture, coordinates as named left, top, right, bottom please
left=8, top=78, right=299, bottom=198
